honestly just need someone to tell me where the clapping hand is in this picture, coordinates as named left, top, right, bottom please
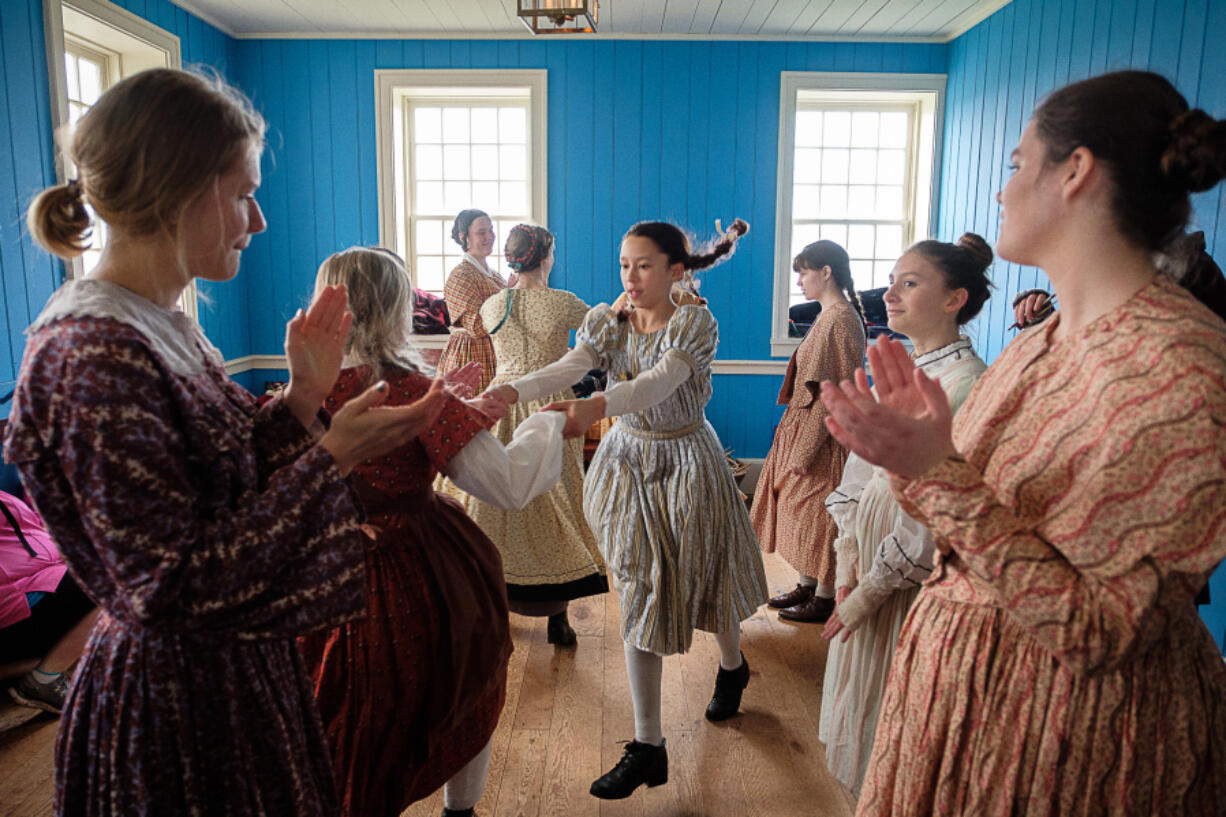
left=284, top=284, right=353, bottom=427
left=322, top=378, right=449, bottom=476
left=820, top=336, right=957, bottom=480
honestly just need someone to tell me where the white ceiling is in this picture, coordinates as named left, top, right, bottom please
left=171, top=0, right=1012, bottom=41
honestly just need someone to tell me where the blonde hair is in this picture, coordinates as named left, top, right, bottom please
left=27, top=67, right=266, bottom=260
left=314, top=246, right=424, bottom=384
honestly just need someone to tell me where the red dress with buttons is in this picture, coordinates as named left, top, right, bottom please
left=298, top=364, right=512, bottom=817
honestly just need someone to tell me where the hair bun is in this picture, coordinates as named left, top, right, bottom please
left=955, top=232, right=993, bottom=272
left=27, top=181, right=92, bottom=258
left=1162, top=109, right=1226, bottom=193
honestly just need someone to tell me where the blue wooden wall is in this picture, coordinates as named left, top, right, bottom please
left=938, top=0, right=1226, bottom=362
left=0, top=0, right=243, bottom=401
left=227, top=38, right=947, bottom=457
left=0, top=0, right=60, bottom=398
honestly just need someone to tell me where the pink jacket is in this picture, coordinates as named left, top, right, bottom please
left=0, top=491, right=67, bottom=628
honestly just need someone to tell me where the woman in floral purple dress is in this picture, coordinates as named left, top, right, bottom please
left=3, top=68, right=445, bottom=816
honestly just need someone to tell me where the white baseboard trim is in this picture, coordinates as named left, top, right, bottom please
left=224, top=353, right=788, bottom=376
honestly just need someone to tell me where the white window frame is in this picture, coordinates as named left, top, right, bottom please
left=772, top=72, right=945, bottom=357
left=42, top=0, right=189, bottom=314
left=375, top=69, right=547, bottom=348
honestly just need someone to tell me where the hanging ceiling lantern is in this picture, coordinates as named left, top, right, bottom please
left=516, top=1, right=598, bottom=35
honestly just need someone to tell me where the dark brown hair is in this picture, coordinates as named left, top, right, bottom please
left=450, top=209, right=490, bottom=251
left=793, top=240, right=865, bottom=327
left=906, top=233, right=995, bottom=325
left=504, top=223, right=554, bottom=272
left=27, top=68, right=265, bottom=260
left=1033, top=71, right=1226, bottom=316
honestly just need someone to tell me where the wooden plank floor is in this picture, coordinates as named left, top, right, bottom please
left=0, top=552, right=856, bottom=817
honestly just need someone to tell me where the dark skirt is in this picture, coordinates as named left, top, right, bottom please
left=298, top=488, right=512, bottom=817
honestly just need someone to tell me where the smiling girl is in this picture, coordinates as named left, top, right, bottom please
left=486, top=219, right=768, bottom=800
left=818, top=234, right=991, bottom=797
left=437, top=209, right=506, bottom=392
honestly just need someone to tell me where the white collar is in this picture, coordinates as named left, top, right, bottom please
left=30, top=278, right=221, bottom=377
left=912, top=335, right=978, bottom=372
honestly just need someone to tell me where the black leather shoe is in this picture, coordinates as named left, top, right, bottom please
left=705, top=654, right=750, bottom=722
left=547, top=611, right=577, bottom=647
left=440, top=809, right=474, bottom=817
left=778, top=594, right=835, bottom=623
left=767, top=583, right=815, bottom=609
left=589, top=739, right=668, bottom=799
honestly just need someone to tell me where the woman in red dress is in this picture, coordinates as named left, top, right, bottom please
left=298, top=246, right=566, bottom=817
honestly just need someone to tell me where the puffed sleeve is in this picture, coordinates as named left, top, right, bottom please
left=575, top=303, right=622, bottom=369
left=565, top=293, right=591, bottom=330
left=658, top=304, right=718, bottom=373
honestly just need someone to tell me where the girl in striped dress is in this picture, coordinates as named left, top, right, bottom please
left=486, top=220, right=769, bottom=800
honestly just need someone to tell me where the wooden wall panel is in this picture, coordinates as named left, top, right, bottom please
left=937, top=0, right=1226, bottom=365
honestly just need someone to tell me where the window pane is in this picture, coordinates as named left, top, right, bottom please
left=818, top=185, right=847, bottom=218
left=851, top=112, right=879, bottom=148
left=78, top=58, right=102, bottom=105
left=500, top=181, right=527, bottom=213
left=794, top=148, right=821, bottom=184
left=415, top=145, right=442, bottom=180
left=442, top=108, right=470, bottom=142
left=499, top=107, right=527, bottom=143
left=65, top=55, right=79, bottom=99
left=850, top=259, right=875, bottom=291
left=880, top=112, right=908, bottom=148
left=848, top=185, right=875, bottom=218
left=819, top=223, right=847, bottom=247
left=876, top=185, right=904, bottom=219
left=416, top=181, right=443, bottom=213
left=822, top=111, right=851, bottom=147
left=848, top=149, right=877, bottom=184
left=821, top=149, right=849, bottom=184
left=416, top=219, right=445, bottom=254
left=873, top=260, right=894, bottom=288
left=442, top=145, right=471, bottom=180
left=795, top=111, right=822, bottom=147
left=471, top=108, right=498, bottom=142
left=875, top=224, right=903, bottom=260
left=471, top=145, right=498, bottom=180
left=472, top=181, right=499, bottom=210
left=791, top=223, right=821, bottom=257
left=444, top=181, right=472, bottom=212
left=877, top=150, right=906, bottom=185
left=414, top=107, right=441, bottom=142
left=415, top=255, right=446, bottom=292
left=445, top=255, right=464, bottom=274
left=499, top=145, right=527, bottom=181
left=793, top=185, right=820, bottom=219
left=69, top=102, right=87, bottom=126
left=847, top=224, right=875, bottom=259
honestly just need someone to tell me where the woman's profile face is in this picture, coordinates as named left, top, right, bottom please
left=996, top=121, right=1060, bottom=267
left=883, top=251, right=964, bottom=337
left=182, top=144, right=266, bottom=283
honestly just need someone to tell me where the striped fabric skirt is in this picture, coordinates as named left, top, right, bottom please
left=582, top=417, right=768, bottom=655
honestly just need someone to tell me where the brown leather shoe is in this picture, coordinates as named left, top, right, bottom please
left=777, top=594, right=834, bottom=623
left=768, top=583, right=815, bottom=609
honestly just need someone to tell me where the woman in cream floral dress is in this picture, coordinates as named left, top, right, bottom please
left=440, top=224, right=606, bottom=645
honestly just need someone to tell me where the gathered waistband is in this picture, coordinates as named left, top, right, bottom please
left=614, top=418, right=704, bottom=440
